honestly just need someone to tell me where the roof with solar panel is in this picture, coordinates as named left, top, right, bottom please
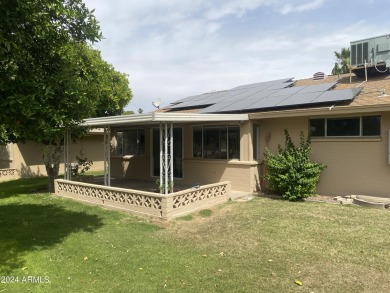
left=165, top=75, right=367, bottom=114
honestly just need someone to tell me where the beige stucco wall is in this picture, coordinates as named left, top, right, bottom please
left=0, top=145, right=12, bottom=169
left=257, top=113, right=390, bottom=198
left=181, top=160, right=259, bottom=192
left=72, top=134, right=105, bottom=171
left=311, top=112, right=390, bottom=197
left=258, top=116, right=309, bottom=161
left=3, top=134, right=104, bottom=178
left=111, top=156, right=151, bottom=180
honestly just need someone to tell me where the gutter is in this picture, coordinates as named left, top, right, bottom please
left=82, top=112, right=249, bottom=127
left=249, top=104, right=390, bottom=119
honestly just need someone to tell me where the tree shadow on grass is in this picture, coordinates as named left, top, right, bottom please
left=0, top=203, right=103, bottom=274
left=0, top=177, right=48, bottom=199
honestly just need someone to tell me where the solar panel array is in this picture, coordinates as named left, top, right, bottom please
left=169, top=77, right=362, bottom=113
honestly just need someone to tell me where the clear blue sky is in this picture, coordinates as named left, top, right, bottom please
left=82, top=0, right=390, bottom=113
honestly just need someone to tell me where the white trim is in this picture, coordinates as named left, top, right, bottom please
left=159, top=123, right=163, bottom=193
left=164, top=123, right=168, bottom=194
left=170, top=123, right=173, bottom=192
left=83, top=112, right=248, bottom=127
left=249, top=104, right=390, bottom=120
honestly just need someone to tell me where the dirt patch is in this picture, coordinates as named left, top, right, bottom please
left=154, top=202, right=260, bottom=254
left=261, top=193, right=338, bottom=203
left=306, top=194, right=337, bottom=203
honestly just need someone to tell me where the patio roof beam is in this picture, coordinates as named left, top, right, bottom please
left=82, top=113, right=249, bottom=127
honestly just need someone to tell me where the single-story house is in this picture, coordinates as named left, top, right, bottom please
left=77, top=72, right=390, bottom=198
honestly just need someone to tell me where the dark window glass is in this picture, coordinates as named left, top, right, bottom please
left=124, top=130, right=138, bottom=155
left=327, top=117, right=360, bottom=136
left=310, top=119, right=325, bottom=137
left=116, top=131, right=123, bottom=155
left=116, top=129, right=145, bottom=156
left=193, top=128, right=203, bottom=158
left=253, top=125, right=259, bottom=160
left=228, top=126, right=240, bottom=159
left=172, top=128, right=183, bottom=178
left=137, top=129, right=145, bottom=156
left=152, top=129, right=159, bottom=176
left=362, top=116, right=381, bottom=136
left=204, top=127, right=227, bottom=159
left=193, top=125, right=240, bottom=160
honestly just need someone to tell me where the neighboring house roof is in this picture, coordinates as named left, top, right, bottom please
left=165, top=73, right=390, bottom=117
left=87, top=128, right=104, bottom=135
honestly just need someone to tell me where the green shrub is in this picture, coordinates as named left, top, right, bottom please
left=71, top=155, right=93, bottom=177
left=264, top=130, right=325, bottom=201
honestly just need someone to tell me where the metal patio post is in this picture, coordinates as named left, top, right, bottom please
left=103, top=126, right=111, bottom=186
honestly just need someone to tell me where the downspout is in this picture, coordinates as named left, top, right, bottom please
left=170, top=122, right=174, bottom=193
left=164, top=123, right=168, bottom=194
left=159, top=122, right=163, bottom=193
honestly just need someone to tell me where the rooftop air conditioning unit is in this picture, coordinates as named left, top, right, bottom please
left=350, top=34, right=390, bottom=77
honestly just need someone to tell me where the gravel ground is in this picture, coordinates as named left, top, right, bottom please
left=259, top=193, right=338, bottom=203
left=306, top=195, right=338, bottom=203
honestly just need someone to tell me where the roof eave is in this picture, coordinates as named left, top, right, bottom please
left=249, top=104, right=390, bottom=119
left=83, top=112, right=249, bottom=127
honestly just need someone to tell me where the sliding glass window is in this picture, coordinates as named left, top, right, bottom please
left=193, top=125, right=240, bottom=160
left=309, top=116, right=381, bottom=137
left=116, top=129, right=145, bottom=156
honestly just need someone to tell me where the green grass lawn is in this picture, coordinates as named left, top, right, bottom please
left=1, top=178, right=390, bottom=292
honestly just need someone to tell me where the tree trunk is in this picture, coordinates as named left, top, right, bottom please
left=42, top=144, right=62, bottom=193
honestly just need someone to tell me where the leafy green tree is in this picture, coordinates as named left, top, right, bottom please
left=264, top=130, right=325, bottom=201
left=0, top=1, right=132, bottom=191
left=86, top=47, right=132, bottom=117
left=0, top=0, right=101, bottom=143
left=331, top=47, right=350, bottom=75
left=38, top=42, right=131, bottom=191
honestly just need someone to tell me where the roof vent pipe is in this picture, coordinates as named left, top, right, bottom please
left=365, top=60, right=368, bottom=82
left=378, top=89, right=388, bottom=98
left=313, top=72, right=326, bottom=80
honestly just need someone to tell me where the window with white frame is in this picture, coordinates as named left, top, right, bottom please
left=309, top=115, right=381, bottom=137
left=193, top=125, right=240, bottom=160
left=116, top=129, right=145, bottom=156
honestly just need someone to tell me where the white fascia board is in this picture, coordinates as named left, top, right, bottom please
left=83, top=113, right=154, bottom=127
left=83, top=113, right=248, bottom=127
left=249, top=104, right=390, bottom=120
left=152, top=112, right=249, bottom=122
